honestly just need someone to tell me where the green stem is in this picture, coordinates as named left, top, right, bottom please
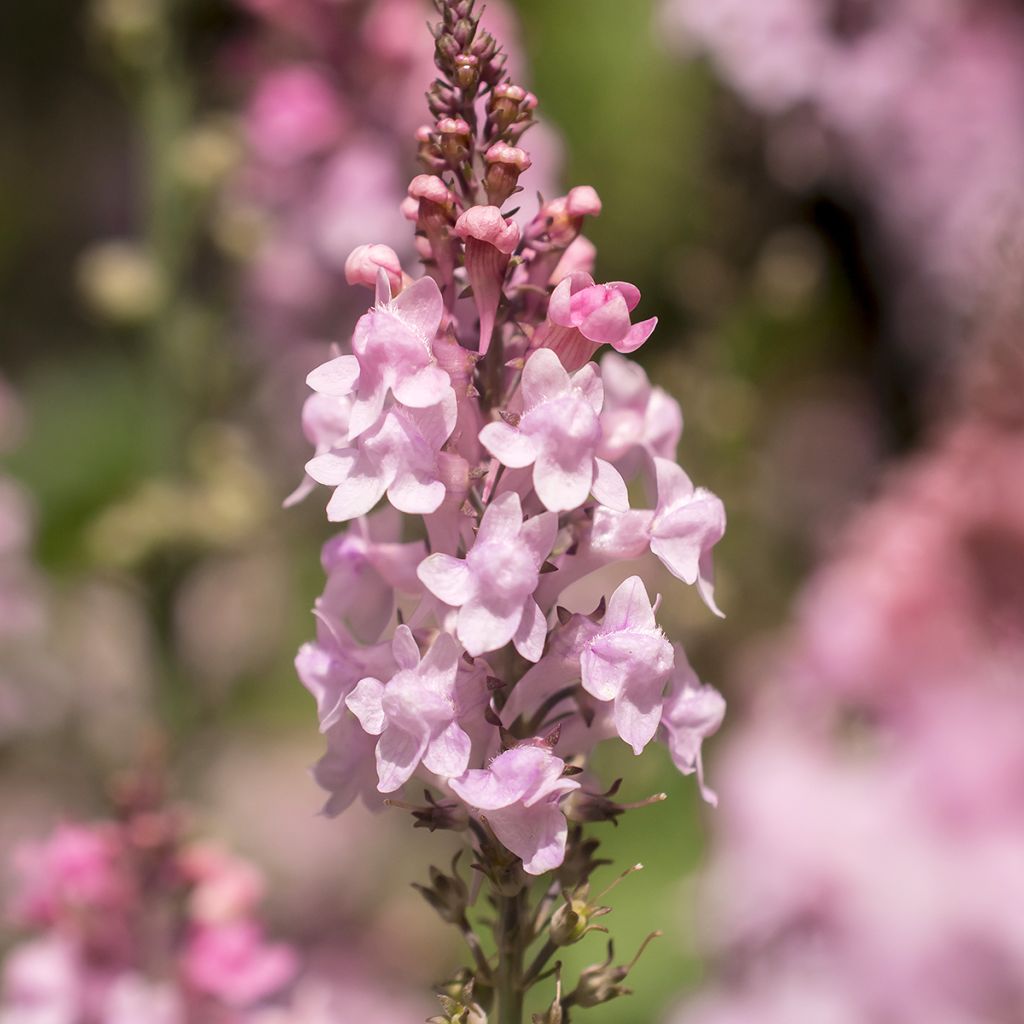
left=496, top=887, right=527, bottom=1024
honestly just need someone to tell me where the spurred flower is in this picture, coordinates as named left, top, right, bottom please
left=316, top=508, right=426, bottom=644
left=479, top=348, right=628, bottom=513
left=417, top=491, right=557, bottom=661
left=580, top=576, right=675, bottom=754
left=306, top=272, right=451, bottom=440
left=305, top=395, right=456, bottom=521
left=533, top=272, right=658, bottom=372
left=346, top=626, right=472, bottom=792
left=450, top=743, right=581, bottom=874
left=597, top=352, right=683, bottom=472
left=592, top=457, right=726, bottom=615
left=659, top=646, right=726, bottom=806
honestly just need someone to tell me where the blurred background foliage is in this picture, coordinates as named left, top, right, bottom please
left=0, top=0, right=924, bottom=1020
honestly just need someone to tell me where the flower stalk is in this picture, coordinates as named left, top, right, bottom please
left=290, top=2, right=728, bottom=1020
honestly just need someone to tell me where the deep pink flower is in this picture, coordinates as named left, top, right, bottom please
left=181, top=921, right=297, bottom=1008
left=346, top=626, right=471, bottom=792
left=479, top=348, right=628, bottom=513
left=580, top=576, right=675, bottom=754
left=245, top=66, right=346, bottom=166
left=450, top=743, right=581, bottom=874
left=533, top=272, right=657, bottom=372
left=417, top=491, right=557, bottom=661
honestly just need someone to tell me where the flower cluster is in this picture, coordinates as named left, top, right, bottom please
left=290, top=1, right=726, bottom=1016
left=672, top=373, right=1024, bottom=1023
left=0, top=787, right=297, bottom=1023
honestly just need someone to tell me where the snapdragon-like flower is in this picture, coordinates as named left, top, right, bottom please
left=347, top=626, right=471, bottom=792
left=479, top=348, right=628, bottom=512
left=580, top=576, right=675, bottom=755
left=534, top=272, right=658, bottom=372
left=450, top=743, right=581, bottom=875
left=306, top=272, right=450, bottom=439
left=417, top=491, right=556, bottom=661
left=592, top=457, right=726, bottom=615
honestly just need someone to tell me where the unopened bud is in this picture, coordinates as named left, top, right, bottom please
left=437, top=116, right=473, bottom=166
left=345, top=244, right=403, bottom=293
left=483, top=143, right=531, bottom=206
left=488, top=83, right=527, bottom=134
left=413, top=852, right=470, bottom=925
left=454, top=53, right=480, bottom=90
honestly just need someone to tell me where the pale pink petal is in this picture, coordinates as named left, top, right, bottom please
left=419, top=629, right=460, bottom=678
left=325, top=467, right=388, bottom=522
left=417, top=554, right=474, bottom=606
left=533, top=453, right=592, bottom=512
left=590, top=508, right=655, bottom=559
left=513, top=598, right=547, bottom=663
left=305, top=450, right=355, bottom=486
left=422, top=721, right=472, bottom=778
left=391, top=274, right=444, bottom=341
left=614, top=316, right=657, bottom=354
left=653, top=456, right=695, bottom=506
left=476, top=491, right=524, bottom=545
left=386, top=475, right=446, bottom=515
left=282, top=474, right=317, bottom=509
left=375, top=727, right=428, bottom=792
left=518, top=510, right=558, bottom=565
left=613, top=679, right=665, bottom=755
left=606, top=281, right=641, bottom=310
left=306, top=355, right=360, bottom=397
left=345, top=677, right=387, bottom=735
left=580, top=647, right=625, bottom=701
left=591, top=458, right=629, bottom=511
left=479, top=421, right=537, bottom=468
left=392, top=365, right=453, bottom=408
left=487, top=803, right=568, bottom=875
left=603, top=575, right=657, bottom=631
left=571, top=362, right=604, bottom=413
left=391, top=624, right=421, bottom=671
left=521, top=348, right=571, bottom=409
left=456, top=595, right=522, bottom=656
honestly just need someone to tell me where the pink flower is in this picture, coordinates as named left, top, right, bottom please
left=12, top=824, right=129, bottom=927
left=305, top=397, right=456, bottom=521
left=479, top=348, right=628, bottom=513
left=454, top=206, right=521, bottom=356
left=417, top=491, right=557, bottom=661
left=597, top=351, right=683, bottom=472
left=284, top=391, right=352, bottom=508
left=179, top=844, right=266, bottom=925
left=0, top=938, right=79, bottom=1020
left=592, top=457, right=726, bottom=615
left=245, top=66, right=346, bottom=166
left=345, top=626, right=472, bottom=792
left=316, top=508, right=426, bottom=644
left=312, top=715, right=382, bottom=817
left=305, top=272, right=451, bottom=440
left=181, top=921, right=297, bottom=1008
left=533, top=272, right=658, bottom=372
left=580, top=576, right=675, bottom=754
left=659, top=647, right=726, bottom=805
left=450, top=743, right=581, bottom=874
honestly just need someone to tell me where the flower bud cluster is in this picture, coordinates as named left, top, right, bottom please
left=290, top=0, right=727, bottom=1015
